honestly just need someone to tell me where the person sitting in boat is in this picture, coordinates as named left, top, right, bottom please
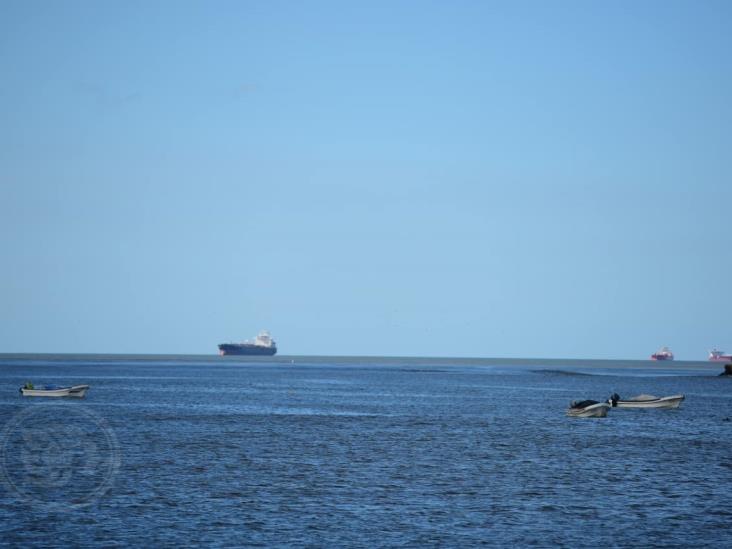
left=570, top=399, right=599, bottom=409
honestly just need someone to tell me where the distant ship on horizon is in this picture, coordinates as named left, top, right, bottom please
left=218, top=331, right=277, bottom=356
left=650, top=346, right=674, bottom=361
left=708, top=349, right=732, bottom=362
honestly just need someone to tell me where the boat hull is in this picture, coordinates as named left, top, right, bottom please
left=218, top=344, right=277, bottom=356
left=20, top=385, right=89, bottom=398
left=566, top=402, right=610, bottom=418
left=612, top=395, right=684, bottom=409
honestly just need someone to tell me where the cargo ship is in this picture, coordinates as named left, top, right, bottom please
left=709, top=349, right=732, bottom=362
left=650, top=346, right=674, bottom=361
left=218, top=331, right=277, bottom=356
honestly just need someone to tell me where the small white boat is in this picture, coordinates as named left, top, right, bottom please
left=608, top=393, right=684, bottom=409
left=19, top=384, right=90, bottom=398
left=566, top=400, right=610, bottom=418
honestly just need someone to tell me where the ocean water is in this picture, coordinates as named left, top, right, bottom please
left=0, top=355, right=730, bottom=547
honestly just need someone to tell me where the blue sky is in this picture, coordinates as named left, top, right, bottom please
left=1, top=0, right=730, bottom=358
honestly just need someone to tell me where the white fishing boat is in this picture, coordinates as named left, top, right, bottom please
left=608, top=393, right=684, bottom=409
left=566, top=400, right=610, bottom=418
left=19, top=383, right=89, bottom=398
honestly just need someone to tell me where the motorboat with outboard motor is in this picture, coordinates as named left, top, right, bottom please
left=566, top=399, right=610, bottom=418
left=608, top=393, right=684, bottom=409
left=19, top=383, right=90, bottom=398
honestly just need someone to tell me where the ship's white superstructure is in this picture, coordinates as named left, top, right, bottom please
left=252, top=331, right=275, bottom=348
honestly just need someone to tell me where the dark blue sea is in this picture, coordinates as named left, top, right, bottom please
left=0, top=355, right=730, bottom=547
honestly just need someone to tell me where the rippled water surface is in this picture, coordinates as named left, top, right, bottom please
left=1, top=356, right=731, bottom=546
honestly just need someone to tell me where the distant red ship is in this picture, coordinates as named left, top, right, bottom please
left=709, top=349, right=732, bottom=362
left=650, top=347, right=674, bottom=361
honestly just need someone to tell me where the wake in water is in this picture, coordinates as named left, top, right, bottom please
left=530, top=369, right=593, bottom=376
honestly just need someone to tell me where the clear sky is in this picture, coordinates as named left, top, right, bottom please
left=1, top=0, right=730, bottom=359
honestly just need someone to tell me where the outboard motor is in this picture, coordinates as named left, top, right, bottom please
left=609, top=393, right=620, bottom=407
